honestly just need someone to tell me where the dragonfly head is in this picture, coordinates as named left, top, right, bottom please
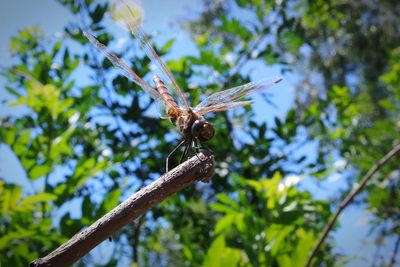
left=192, top=120, right=214, bottom=142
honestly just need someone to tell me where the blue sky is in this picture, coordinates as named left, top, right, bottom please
left=0, top=0, right=397, bottom=266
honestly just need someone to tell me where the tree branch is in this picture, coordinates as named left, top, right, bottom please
left=30, top=151, right=214, bottom=267
left=305, top=143, right=400, bottom=267
left=389, top=234, right=400, bottom=267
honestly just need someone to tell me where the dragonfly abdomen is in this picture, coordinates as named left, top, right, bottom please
left=153, top=75, right=180, bottom=116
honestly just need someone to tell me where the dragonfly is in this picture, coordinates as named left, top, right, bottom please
left=84, top=0, right=282, bottom=172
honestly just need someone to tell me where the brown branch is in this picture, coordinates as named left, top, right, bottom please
left=305, top=143, right=400, bottom=267
left=132, top=214, right=145, bottom=264
left=30, top=151, right=214, bottom=267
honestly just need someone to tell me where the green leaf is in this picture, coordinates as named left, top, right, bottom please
left=50, top=125, right=75, bottom=160
left=29, top=164, right=51, bottom=180
left=292, top=228, right=315, bottom=266
left=210, top=202, right=235, bottom=213
left=0, top=184, right=22, bottom=214
left=202, top=236, right=246, bottom=267
left=267, top=224, right=295, bottom=256
left=215, top=213, right=235, bottom=234
left=102, top=189, right=121, bottom=212
left=0, top=228, right=35, bottom=249
left=17, top=193, right=56, bottom=211
left=0, top=127, right=17, bottom=145
left=277, top=254, right=292, bottom=267
left=5, top=86, right=21, bottom=97
left=13, top=130, right=31, bottom=156
left=91, top=3, right=107, bottom=24
left=216, top=193, right=239, bottom=209
left=161, top=38, right=175, bottom=54
left=378, top=98, right=397, bottom=111
left=182, top=246, right=193, bottom=261
left=234, top=213, right=245, bottom=232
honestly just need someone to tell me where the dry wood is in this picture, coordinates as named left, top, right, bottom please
left=31, top=151, right=214, bottom=267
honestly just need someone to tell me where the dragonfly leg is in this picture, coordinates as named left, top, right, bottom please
left=179, top=138, right=192, bottom=164
left=193, top=139, right=211, bottom=153
left=166, top=139, right=186, bottom=172
left=193, top=139, right=201, bottom=154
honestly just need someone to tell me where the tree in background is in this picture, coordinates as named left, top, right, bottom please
left=0, top=0, right=398, bottom=266
left=185, top=0, right=400, bottom=265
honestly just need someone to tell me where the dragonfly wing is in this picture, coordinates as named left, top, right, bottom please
left=84, top=31, right=163, bottom=103
left=111, top=0, right=190, bottom=109
left=194, top=76, right=283, bottom=116
left=194, top=100, right=255, bottom=116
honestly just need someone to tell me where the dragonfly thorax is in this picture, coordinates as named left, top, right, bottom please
left=173, top=110, right=214, bottom=142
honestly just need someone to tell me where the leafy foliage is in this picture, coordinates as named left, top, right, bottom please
left=206, top=173, right=334, bottom=267
left=1, top=0, right=398, bottom=266
left=185, top=0, right=400, bottom=265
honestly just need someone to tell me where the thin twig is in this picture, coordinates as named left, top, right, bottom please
left=389, top=234, right=400, bottom=267
left=371, top=224, right=387, bottom=267
left=132, top=214, right=145, bottom=264
left=30, top=151, right=214, bottom=267
left=305, top=143, right=400, bottom=267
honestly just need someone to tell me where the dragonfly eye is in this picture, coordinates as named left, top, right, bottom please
left=192, top=120, right=214, bottom=142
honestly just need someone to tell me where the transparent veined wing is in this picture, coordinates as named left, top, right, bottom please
left=194, top=100, right=256, bottom=115
left=84, top=31, right=164, bottom=103
left=110, top=0, right=190, bottom=109
left=194, top=76, right=283, bottom=116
